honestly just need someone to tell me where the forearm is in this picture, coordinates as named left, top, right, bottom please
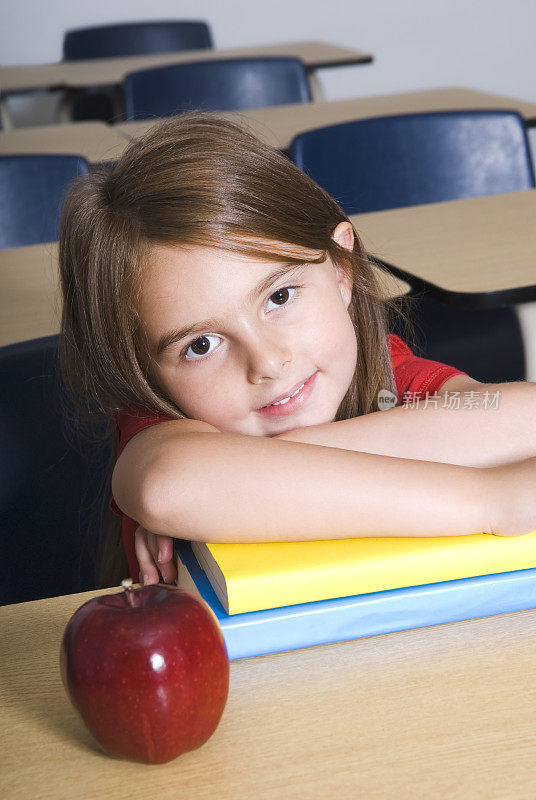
left=114, top=429, right=488, bottom=541
left=277, top=382, right=536, bottom=468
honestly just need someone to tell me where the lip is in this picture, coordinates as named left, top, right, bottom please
left=255, top=372, right=318, bottom=418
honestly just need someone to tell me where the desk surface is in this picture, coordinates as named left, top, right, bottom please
left=2, top=587, right=535, bottom=799
left=0, top=122, right=126, bottom=163
left=0, top=243, right=59, bottom=346
left=352, top=189, right=536, bottom=308
left=4, top=88, right=534, bottom=168
left=0, top=243, right=408, bottom=348
left=0, top=41, right=372, bottom=94
left=117, top=87, right=536, bottom=148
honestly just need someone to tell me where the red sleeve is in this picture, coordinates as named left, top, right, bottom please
left=114, top=408, right=173, bottom=458
left=388, top=334, right=468, bottom=403
left=111, top=409, right=173, bottom=582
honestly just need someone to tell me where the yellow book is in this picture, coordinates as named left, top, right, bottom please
left=191, top=532, right=536, bottom=615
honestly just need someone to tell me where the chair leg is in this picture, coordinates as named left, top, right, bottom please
left=0, top=96, right=15, bottom=130
left=513, top=301, right=536, bottom=381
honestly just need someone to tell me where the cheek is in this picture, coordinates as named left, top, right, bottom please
left=329, top=321, right=357, bottom=397
left=318, top=299, right=357, bottom=365
left=334, top=325, right=358, bottom=387
left=152, top=365, right=206, bottom=415
left=165, top=369, right=242, bottom=424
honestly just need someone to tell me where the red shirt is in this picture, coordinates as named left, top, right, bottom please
left=114, top=334, right=467, bottom=580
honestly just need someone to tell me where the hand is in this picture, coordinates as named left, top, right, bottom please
left=134, top=525, right=178, bottom=585
left=485, top=456, right=536, bottom=536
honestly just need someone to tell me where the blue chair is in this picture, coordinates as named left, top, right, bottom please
left=123, top=57, right=312, bottom=120
left=0, top=336, right=112, bottom=605
left=290, top=111, right=535, bottom=383
left=0, top=154, right=90, bottom=249
left=289, top=110, right=535, bottom=214
left=63, top=20, right=213, bottom=122
left=63, top=20, right=213, bottom=60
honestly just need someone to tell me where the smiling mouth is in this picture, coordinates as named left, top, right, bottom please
left=255, top=372, right=318, bottom=417
left=264, top=380, right=306, bottom=408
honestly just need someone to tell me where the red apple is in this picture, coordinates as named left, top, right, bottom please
left=60, top=580, right=229, bottom=763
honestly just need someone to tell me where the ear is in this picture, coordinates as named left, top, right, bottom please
left=331, top=221, right=355, bottom=252
left=331, top=221, right=354, bottom=308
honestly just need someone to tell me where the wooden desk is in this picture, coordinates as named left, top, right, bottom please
left=2, top=588, right=535, bottom=799
left=0, top=122, right=126, bottom=163
left=0, top=41, right=372, bottom=96
left=3, top=88, right=530, bottom=166
left=116, top=87, right=536, bottom=147
left=351, top=190, right=536, bottom=307
left=0, top=243, right=59, bottom=346
left=0, top=243, right=408, bottom=348
left=352, top=189, right=536, bottom=381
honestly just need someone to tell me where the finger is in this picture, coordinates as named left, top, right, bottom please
left=159, top=555, right=178, bottom=585
left=134, top=525, right=160, bottom=585
left=146, top=530, right=167, bottom=583
left=155, top=534, right=177, bottom=584
left=155, top=534, right=173, bottom=565
left=146, top=529, right=161, bottom=564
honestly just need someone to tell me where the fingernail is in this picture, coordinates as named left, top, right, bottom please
left=157, top=550, right=164, bottom=563
left=143, top=573, right=150, bottom=585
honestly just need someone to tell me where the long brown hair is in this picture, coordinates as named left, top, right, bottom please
left=59, top=112, right=403, bottom=584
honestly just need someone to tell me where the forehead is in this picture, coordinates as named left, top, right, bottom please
left=145, top=243, right=265, bottom=292
left=142, top=244, right=297, bottom=307
left=139, top=243, right=310, bottom=340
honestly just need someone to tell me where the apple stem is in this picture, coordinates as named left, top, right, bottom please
left=121, top=578, right=136, bottom=607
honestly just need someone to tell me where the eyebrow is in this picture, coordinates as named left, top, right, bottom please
left=155, top=262, right=304, bottom=358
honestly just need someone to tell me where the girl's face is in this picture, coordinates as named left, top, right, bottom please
left=140, top=236, right=358, bottom=437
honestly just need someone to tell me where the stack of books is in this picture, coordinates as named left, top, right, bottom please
left=174, top=532, right=536, bottom=660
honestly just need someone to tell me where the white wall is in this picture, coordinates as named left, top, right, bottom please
left=1, top=0, right=536, bottom=126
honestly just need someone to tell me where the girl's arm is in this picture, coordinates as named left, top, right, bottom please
left=112, top=417, right=535, bottom=547
left=276, top=379, right=536, bottom=469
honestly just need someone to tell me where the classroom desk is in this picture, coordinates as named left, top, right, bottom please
left=0, top=122, right=126, bottom=163
left=116, top=87, right=536, bottom=148
left=0, top=243, right=409, bottom=348
left=1, top=587, right=535, bottom=799
left=3, top=88, right=531, bottom=167
left=0, top=41, right=371, bottom=98
left=0, top=243, right=59, bottom=346
left=351, top=189, right=536, bottom=381
left=351, top=190, right=536, bottom=307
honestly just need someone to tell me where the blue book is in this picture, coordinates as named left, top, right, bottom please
left=175, top=540, right=536, bottom=661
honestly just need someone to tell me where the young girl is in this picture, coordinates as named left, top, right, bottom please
left=59, top=113, right=536, bottom=588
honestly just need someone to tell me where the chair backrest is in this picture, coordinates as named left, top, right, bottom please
left=122, top=57, right=312, bottom=120
left=0, top=336, right=112, bottom=605
left=63, top=20, right=213, bottom=60
left=289, top=110, right=536, bottom=214
left=0, top=154, right=90, bottom=249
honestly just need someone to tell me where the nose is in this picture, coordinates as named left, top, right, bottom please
left=246, top=329, right=292, bottom=384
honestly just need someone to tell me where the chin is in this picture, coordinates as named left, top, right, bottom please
left=280, top=410, right=334, bottom=434
left=301, top=404, right=338, bottom=427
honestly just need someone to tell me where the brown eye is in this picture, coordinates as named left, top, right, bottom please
left=185, top=335, right=221, bottom=360
left=191, top=337, right=210, bottom=354
left=267, top=286, right=295, bottom=311
left=271, top=288, right=289, bottom=304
